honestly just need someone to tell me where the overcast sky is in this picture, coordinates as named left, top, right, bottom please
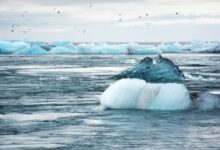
left=0, top=0, right=220, bottom=42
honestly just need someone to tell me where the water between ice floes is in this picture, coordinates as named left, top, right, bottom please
left=0, top=53, right=220, bottom=149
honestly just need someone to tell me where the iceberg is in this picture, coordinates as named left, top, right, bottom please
left=76, top=42, right=161, bottom=55
left=113, top=55, right=184, bottom=82
left=15, top=46, right=48, bottom=55
left=12, top=41, right=30, bottom=50
left=185, top=41, right=220, bottom=53
left=76, top=43, right=128, bottom=54
left=127, top=43, right=161, bottom=54
left=48, top=46, right=76, bottom=54
left=40, top=43, right=54, bottom=51
left=0, top=41, right=19, bottom=54
left=158, top=42, right=185, bottom=53
left=100, top=79, right=192, bottom=110
left=51, top=40, right=73, bottom=47
left=1, top=40, right=220, bottom=55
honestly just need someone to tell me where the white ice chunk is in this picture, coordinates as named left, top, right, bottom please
left=127, top=43, right=161, bottom=54
left=100, top=79, right=192, bottom=110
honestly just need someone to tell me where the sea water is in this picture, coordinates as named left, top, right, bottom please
left=0, top=53, right=220, bottom=149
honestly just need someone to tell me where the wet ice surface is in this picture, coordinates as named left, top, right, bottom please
left=0, top=54, right=220, bottom=150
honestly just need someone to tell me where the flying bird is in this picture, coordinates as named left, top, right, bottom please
left=118, top=18, right=122, bottom=22
left=53, top=8, right=61, bottom=14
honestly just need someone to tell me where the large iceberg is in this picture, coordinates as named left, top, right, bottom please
left=113, top=55, right=184, bottom=82
left=100, top=79, right=192, bottom=110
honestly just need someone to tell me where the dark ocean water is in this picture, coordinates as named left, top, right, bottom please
left=0, top=54, right=220, bottom=150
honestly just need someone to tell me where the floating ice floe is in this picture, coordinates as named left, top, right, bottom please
left=113, top=55, right=184, bottom=82
left=100, top=79, right=192, bottom=110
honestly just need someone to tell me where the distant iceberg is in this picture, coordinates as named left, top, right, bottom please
left=0, top=41, right=29, bottom=54
left=113, top=55, right=184, bottom=82
left=48, top=46, right=76, bottom=54
left=158, top=42, right=185, bottom=53
left=0, top=40, right=220, bottom=55
left=15, top=46, right=48, bottom=55
left=185, top=41, right=220, bottom=53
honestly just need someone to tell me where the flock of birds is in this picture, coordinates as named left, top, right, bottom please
left=10, top=4, right=180, bottom=35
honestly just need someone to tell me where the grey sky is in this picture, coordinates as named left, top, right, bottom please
left=0, top=0, right=220, bottom=42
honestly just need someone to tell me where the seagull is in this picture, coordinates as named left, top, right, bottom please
left=118, top=18, right=122, bottom=22
left=21, top=10, right=28, bottom=17
left=175, top=12, right=179, bottom=15
left=53, top=8, right=61, bottom=14
left=146, top=13, right=149, bottom=16
left=11, top=29, right=14, bottom=32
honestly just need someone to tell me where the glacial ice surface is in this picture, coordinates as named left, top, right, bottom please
left=100, top=79, right=192, bottom=110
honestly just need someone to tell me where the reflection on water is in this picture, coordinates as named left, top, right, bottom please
left=0, top=54, right=220, bottom=149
